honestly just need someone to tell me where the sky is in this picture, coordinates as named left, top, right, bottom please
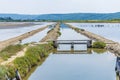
left=0, top=0, right=120, bottom=14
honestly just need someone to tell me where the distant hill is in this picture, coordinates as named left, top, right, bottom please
left=0, top=12, right=120, bottom=20
left=0, top=14, right=38, bottom=20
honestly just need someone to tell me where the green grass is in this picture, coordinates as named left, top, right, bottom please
left=92, top=41, right=106, bottom=49
left=13, top=43, right=53, bottom=78
left=80, top=29, right=85, bottom=31
left=0, top=66, right=7, bottom=80
left=0, top=65, right=16, bottom=80
left=0, top=44, right=24, bottom=60
left=74, top=28, right=80, bottom=31
left=0, top=43, right=54, bottom=79
left=57, top=31, right=61, bottom=36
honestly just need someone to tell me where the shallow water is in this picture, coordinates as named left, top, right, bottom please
left=0, top=22, right=54, bottom=41
left=58, top=24, right=89, bottom=40
left=28, top=24, right=117, bottom=80
left=21, top=28, right=51, bottom=44
left=28, top=51, right=116, bottom=80
left=69, top=23, right=120, bottom=43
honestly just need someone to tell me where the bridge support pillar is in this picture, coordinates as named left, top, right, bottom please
left=87, top=40, right=92, bottom=48
left=71, top=42, right=74, bottom=49
left=53, top=40, right=58, bottom=48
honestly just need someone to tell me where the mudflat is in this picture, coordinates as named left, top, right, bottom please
left=0, top=22, right=37, bottom=29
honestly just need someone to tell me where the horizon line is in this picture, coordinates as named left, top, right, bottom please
left=0, top=11, right=120, bottom=15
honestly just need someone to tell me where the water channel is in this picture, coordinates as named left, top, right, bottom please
left=28, top=24, right=117, bottom=80
left=69, top=23, right=120, bottom=43
left=0, top=22, right=54, bottom=41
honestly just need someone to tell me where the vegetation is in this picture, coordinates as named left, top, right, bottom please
left=74, top=28, right=80, bottom=32
left=0, top=17, right=13, bottom=22
left=92, top=41, right=106, bottom=49
left=60, top=19, right=120, bottom=23
left=0, top=66, right=7, bottom=80
left=73, top=27, right=85, bottom=32
left=80, top=29, right=85, bottom=31
left=1, top=16, right=120, bottom=23
left=0, top=43, right=54, bottom=79
left=0, top=44, right=24, bottom=60
left=0, top=65, right=17, bottom=80
left=13, top=43, right=53, bottom=78
left=57, top=31, right=61, bottom=36
left=92, top=48, right=107, bottom=54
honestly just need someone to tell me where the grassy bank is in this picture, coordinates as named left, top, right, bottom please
left=0, top=42, right=54, bottom=80
left=0, top=44, right=25, bottom=60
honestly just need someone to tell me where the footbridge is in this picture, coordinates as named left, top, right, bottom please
left=53, top=40, right=92, bottom=48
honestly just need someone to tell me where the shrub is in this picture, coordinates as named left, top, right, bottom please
left=14, top=57, right=30, bottom=77
left=0, top=66, right=7, bottom=80
left=92, top=41, right=106, bottom=49
left=92, top=49, right=107, bottom=54
left=0, top=43, right=54, bottom=79
left=74, top=28, right=80, bottom=31
left=80, top=29, right=85, bottom=31
left=6, top=66, right=16, bottom=79
left=0, top=65, right=16, bottom=80
left=0, top=44, right=24, bottom=60
left=13, top=43, right=53, bottom=78
left=57, top=31, right=61, bottom=36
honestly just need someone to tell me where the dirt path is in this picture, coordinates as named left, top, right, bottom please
left=40, top=23, right=60, bottom=42
left=67, top=23, right=120, bottom=55
left=0, top=48, right=27, bottom=65
left=0, top=26, right=48, bottom=51
left=0, top=42, right=48, bottom=65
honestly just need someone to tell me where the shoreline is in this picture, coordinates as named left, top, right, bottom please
left=66, top=23, right=120, bottom=56
left=0, top=26, right=48, bottom=51
left=23, top=57, right=47, bottom=80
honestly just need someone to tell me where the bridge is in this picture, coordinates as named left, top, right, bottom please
left=53, top=40, right=92, bottom=48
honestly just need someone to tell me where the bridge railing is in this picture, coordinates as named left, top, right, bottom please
left=53, top=40, right=92, bottom=48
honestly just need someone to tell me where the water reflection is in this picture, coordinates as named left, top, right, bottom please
left=28, top=48, right=116, bottom=80
left=21, top=28, right=51, bottom=44
left=58, top=24, right=89, bottom=40
left=57, top=44, right=87, bottom=51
